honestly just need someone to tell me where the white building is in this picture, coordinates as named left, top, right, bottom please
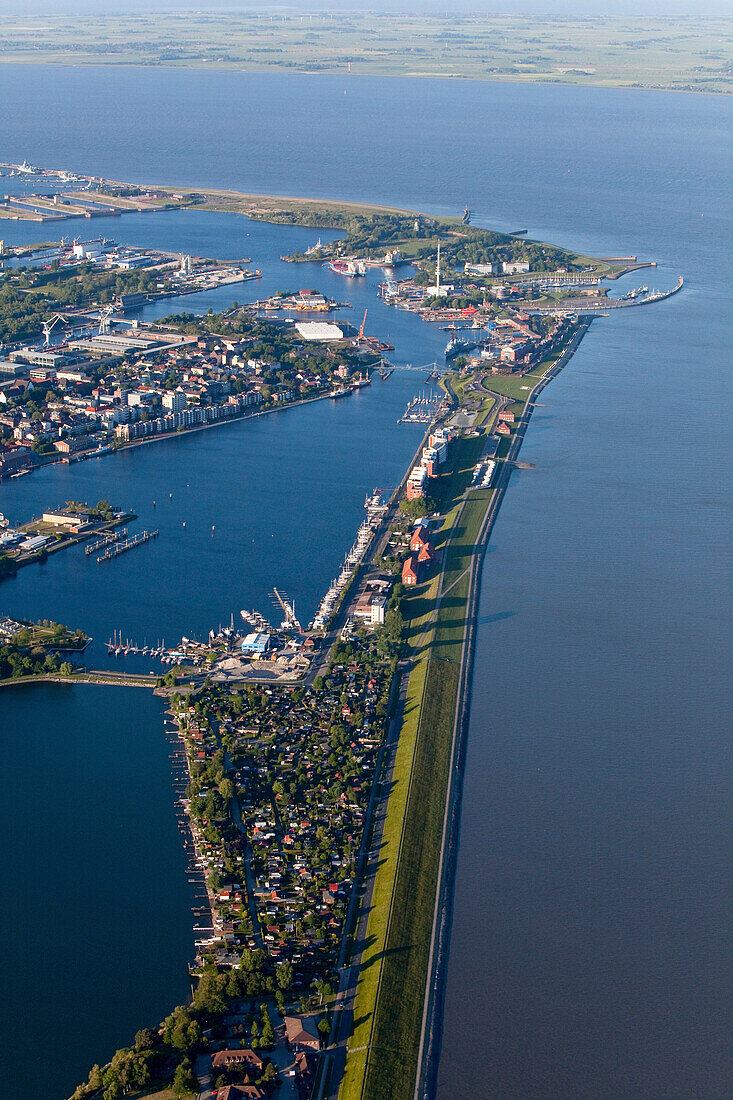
left=162, top=390, right=187, bottom=412
left=295, top=322, right=345, bottom=341
left=371, top=596, right=387, bottom=626
left=502, top=261, right=530, bottom=275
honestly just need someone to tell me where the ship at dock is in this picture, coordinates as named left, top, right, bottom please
left=310, top=490, right=388, bottom=629
left=328, top=259, right=367, bottom=277
left=445, top=336, right=478, bottom=359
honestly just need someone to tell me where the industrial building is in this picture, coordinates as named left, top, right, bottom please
left=295, top=321, right=345, bottom=341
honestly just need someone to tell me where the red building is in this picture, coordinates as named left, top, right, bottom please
left=402, top=555, right=419, bottom=587
left=417, top=543, right=433, bottom=567
left=409, top=527, right=432, bottom=554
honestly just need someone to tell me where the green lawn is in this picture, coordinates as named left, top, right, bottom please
left=339, top=653, right=429, bottom=1100
left=360, top=657, right=459, bottom=1100
left=341, top=427, right=499, bottom=1100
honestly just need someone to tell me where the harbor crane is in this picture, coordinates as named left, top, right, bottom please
left=98, top=304, right=115, bottom=335
left=358, top=308, right=368, bottom=340
left=42, top=312, right=69, bottom=346
left=271, top=588, right=302, bottom=632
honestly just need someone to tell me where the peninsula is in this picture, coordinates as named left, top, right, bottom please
left=0, top=174, right=678, bottom=1100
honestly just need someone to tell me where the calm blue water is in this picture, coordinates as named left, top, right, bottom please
left=0, top=685, right=194, bottom=1097
left=0, top=67, right=730, bottom=1098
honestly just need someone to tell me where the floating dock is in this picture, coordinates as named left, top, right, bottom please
left=399, top=393, right=443, bottom=425
left=85, top=528, right=127, bottom=555
left=97, top=529, right=158, bottom=562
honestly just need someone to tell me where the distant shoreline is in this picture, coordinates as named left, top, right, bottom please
left=0, top=12, right=728, bottom=97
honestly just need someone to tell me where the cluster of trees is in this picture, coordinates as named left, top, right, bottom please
left=0, top=264, right=157, bottom=342
left=0, top=643, right=72, bottom=680
left=71, top=1023, right=195, bottom=1100
left=399, top=496, right=431, bottom=519
left=274, top=211, right=576, bottom=273
left=415, top=224, right=576, bottom=272
left=89, top=498, right=115, bottom=521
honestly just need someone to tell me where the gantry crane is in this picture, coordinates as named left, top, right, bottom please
left=42, top=313, right=69, bottom=347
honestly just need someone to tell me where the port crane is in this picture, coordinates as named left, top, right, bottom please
left=42, top=312, right=69, bottom=346
left=358, top=308, right=368, bottom=340
left=98, top=304, right=115, bottom=335
left=271, top=588, right=302, bottom=632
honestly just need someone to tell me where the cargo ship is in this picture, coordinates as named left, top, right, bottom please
left=328, top=259, right=367, bottom=277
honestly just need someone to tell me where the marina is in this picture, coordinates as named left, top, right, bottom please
left=311, top=490, right=388, bottom=629
left=399, top=392, right=444, bottom=424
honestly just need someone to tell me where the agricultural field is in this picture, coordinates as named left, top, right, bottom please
left=0, top=14, right=730, bottom=93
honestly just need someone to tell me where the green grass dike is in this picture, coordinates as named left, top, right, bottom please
left=339, top=418, right=496, bottom=1100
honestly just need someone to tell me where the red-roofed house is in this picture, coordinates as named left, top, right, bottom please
left=284, top=1015, right=321, bottom=1052
left=217, top=1087, right=264, bottom=1100
left=212, top=1049, right=263, bottom=1074
left=409, top=527, right=432, bottom=554
left=402, top=555, right=419, bottom=587
left=417, top=543, right=432, bottom=566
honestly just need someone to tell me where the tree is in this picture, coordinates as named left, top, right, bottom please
left=163, top=1005, right=201, bottom=1051
left=60, top=661, right=74, bottom=677
left=194, top=966, right=228, bottom=1016
left=261, top=1012, right=274, bottom=1048
left=134, top=1027, right=155, bottom=1051
left=261, top=1062, right=277, bottom=1084
left=276, top=960, right=293, bottom=991
left=173, top=1058, right=196, bottom=1096
left=88, top=1064, right=103, bottom=1090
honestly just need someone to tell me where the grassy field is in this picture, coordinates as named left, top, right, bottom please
left=339, top=323, right=588, bottom=1097
left=0, top=14, right=730, bottom=93
left=340, top=425, right=498, bottom=1100
left=360, top=657, right=459, bottom=1100
left=339, top=653, right=431, bottom=1100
